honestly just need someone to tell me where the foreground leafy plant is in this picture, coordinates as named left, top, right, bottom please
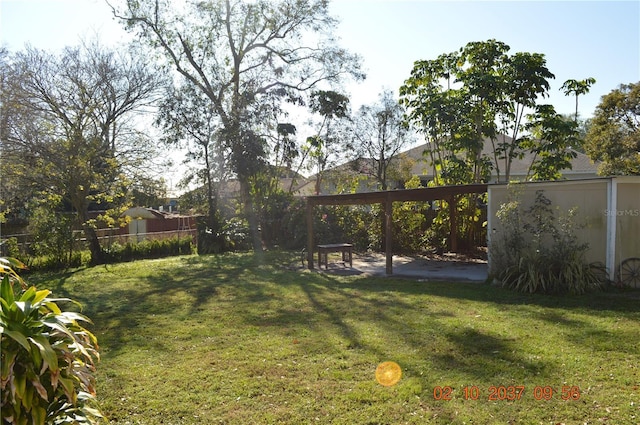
left=0, top=257, right=102, bottom=424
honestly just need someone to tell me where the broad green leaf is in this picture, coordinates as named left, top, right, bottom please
left=43, top=301, right=62, bottom=315
left=31, top=405, right=46, bottom=424
left=1, top=349, right=17, bottom=380
left=22, top=385, right=33, bottom=410
left=31, top=289, right=51, bottom=305
left=3, top=328, right=31, bottom=352
left=42, top=317, right=74, bottom=340
left=0, top=257, right=27, bottom=270
left=0, top=296, right=10, bottom=312
left=28, top=335, right=59, bottom=372
left=1, top=275, right=14, bottom=305
left=58, top=376, right=77, bottom=404
left=19, top=287, right=37, bottom=303
left=59, top=311, right=92, bottom=324
left=15, top=373, right=26, bottom=400
left=48, top=297, right=83, bottom=310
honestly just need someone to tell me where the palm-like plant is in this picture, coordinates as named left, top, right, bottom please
left=0, top=257, right=102, bottom=424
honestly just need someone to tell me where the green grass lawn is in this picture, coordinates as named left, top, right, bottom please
left=32, top=252, right=639, bottom=424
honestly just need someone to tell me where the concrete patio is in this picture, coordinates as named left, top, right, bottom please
left=315, top=251, right=488, bottom=281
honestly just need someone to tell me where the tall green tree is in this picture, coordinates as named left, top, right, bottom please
left=0, top=43, right=161, bottom=264
left=585, top=82, right=640, bottom=175
left=560, top=77, right=596, bottom=122
left=523, top=105, right=579, bottom=180
left=400, top=39, right=573, bottom=184
left=111, top=0, right=364, bottom=251
left=304, top=90, right=351, bottom=194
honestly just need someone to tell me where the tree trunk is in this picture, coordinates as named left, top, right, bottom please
left=83, top=222, right=104, bottom=265
left=73, top=195, right=105, bottom=265
left=240, top=179, right=263, bottom=253
left=203, top=144, right=224, bottom=253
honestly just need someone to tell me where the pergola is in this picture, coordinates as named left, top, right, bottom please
left=306, top=184, right=488, bottom=275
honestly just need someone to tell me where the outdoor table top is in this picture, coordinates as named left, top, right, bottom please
left=317, top=243, right=353, bottom=249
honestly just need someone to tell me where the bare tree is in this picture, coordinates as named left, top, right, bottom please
left=1, top=42, right=162, bottom=264
left=348, top=90, right=413, bottom=190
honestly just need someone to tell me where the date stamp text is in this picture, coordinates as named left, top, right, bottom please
left=432, top=385, right=581, bottom=401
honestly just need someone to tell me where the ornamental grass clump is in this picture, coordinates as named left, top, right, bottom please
left=0, top=257, right=102, bottom=424
left=491, top=190, right=604, bottom=294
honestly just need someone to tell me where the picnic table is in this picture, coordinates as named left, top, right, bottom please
left=317, top=243, right=353, bottom=269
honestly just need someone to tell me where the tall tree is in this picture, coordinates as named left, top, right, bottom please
left=110, top=0, right=364, bottom=251
left=585, top=82, right=640, bottom=175
left=523, top=105, right=579, bottom=180
left=400, top=39, right=574, bottom=184
left=156, top=81, right=226, bottom=248
left=304, top=90, right=350, bottom=194
left=0, top=43, right=161, bottom=264
left=347, top=90, right=413, bottom=190
left=560, top=77, right=596, bottom=122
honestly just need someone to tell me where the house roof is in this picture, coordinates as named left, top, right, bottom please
left=121, top=207, right=196, bottom=219
left=217, top=176, right=313, bottom=198
left=404, top=134, right=599, bottom=179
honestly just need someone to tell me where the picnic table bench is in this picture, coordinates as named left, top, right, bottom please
left=317, top=243, right=353, bottom=269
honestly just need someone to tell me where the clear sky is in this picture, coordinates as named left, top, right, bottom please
left=1, top=0, right=638, bottom=118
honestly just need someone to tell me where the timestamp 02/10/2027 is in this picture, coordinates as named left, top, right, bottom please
left=432, top=385, right=581, bottom=401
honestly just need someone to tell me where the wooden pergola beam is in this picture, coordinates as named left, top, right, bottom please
left=305, top=183, right=488, bottom=274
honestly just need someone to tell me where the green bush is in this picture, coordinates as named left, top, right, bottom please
left=104, top=236, right=194, bottom=262
left=279, top=198, right=308, bottom=250
left=0, top=257, right=102, bottom=424
left=27, top=205, right=76, bottom=269
left=1, top=237, right=20, bottom=258
left=314, top=205, right=376, bottom=252
left=23, top=250, right=89, bottom=273
left=491, top=189, right=604, bottom=294
left=221, top=217, right=252, bottom=252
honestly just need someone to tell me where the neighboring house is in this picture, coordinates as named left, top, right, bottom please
left=216, top=167, right=313, bottom=200
left=190, top=135, right=600, bottom=199
left=313, top=134, right=600, bottom=194
left=408, top=134, right=600, bottom=184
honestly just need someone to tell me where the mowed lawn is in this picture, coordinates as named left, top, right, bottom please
left=33, top=252, right=639, bottom=424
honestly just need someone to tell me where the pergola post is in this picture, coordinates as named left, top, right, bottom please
left=448, top=195, right=457, bottom=252
left=384, top=195, right=393, bottom=275
left=306, top=200, right=314, bottom=269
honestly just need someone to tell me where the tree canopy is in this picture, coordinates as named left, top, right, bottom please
left=0, top=42, right=161, bottom=264
left=585, top=82, right=640, bottom=175
left=400, top=39, right=577, bottom=184
left=110, top=0, right=364, bottom=250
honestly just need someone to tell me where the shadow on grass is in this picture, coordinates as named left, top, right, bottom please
left=34, top=251, right=639, bottom=374
left=334, top=274, right=640, bottom=316
left=434, top=328, right=553, bottom=380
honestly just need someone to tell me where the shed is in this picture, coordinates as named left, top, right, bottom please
left=487, top=177, right=640, bottom=283
left=121, top=207, right=197, bottom=242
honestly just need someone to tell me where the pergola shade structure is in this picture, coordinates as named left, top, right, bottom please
left=305, top=184, right=488, bottom=274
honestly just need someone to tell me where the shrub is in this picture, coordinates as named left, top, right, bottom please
left=0, top=257, right=102, bottom=424
left=221, top=217, right=252, bottom=252
left=104, top=236, right=194, bottom=262
left=491, top=189, right=604, bottom=294
left=279, top=198, right=308, bottom=250
left=0, top=237, right=20, bottom=258
left=28, top=205, right=77, bottom=269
